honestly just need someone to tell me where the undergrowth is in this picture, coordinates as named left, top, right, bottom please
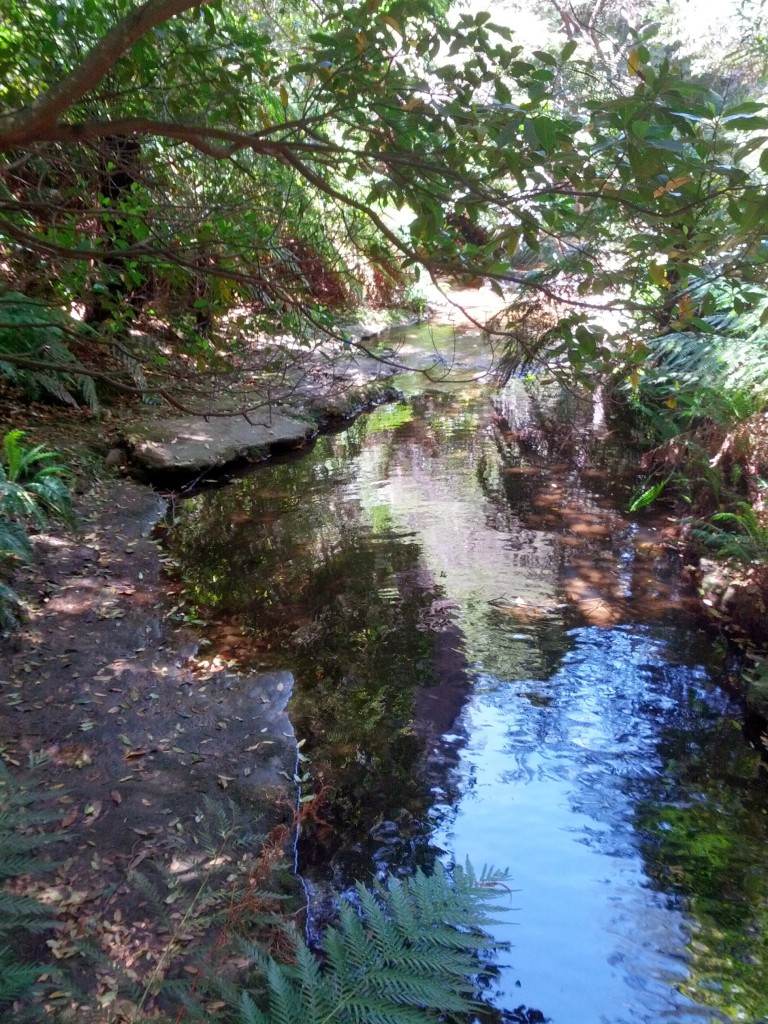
left=0, top=429, right=73, bottom=626
left=49, top=793, right=511, bottom=1024
left=0, top=762, right=59, bottom=1015
left=691, top=502, right=768, bottom=563
left=219, top=861, right=511, bottom=1024
left=0, top=291, right=98, bottom=411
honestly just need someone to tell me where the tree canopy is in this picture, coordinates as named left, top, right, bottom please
left=1, top=0, right=768, bottom=408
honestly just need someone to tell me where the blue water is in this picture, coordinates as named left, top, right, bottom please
left=434, top=628, right=735, bottom=1023
left=171, top=330, right=768, bottom=1023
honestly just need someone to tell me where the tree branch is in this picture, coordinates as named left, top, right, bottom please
left=0, top=0, right=208, bottom=147
left=11, top=116, right=342, bottom=162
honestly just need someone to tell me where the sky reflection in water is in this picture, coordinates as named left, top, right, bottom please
left=170, top=330, right=768, bottom=1023
left=434, top=627, right=733, bottom=1024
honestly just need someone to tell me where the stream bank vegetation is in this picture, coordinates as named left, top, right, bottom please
left=1, top=770, right=514, bottom=1024
left=3, top=0, right=768, bottom=549
left=2, top=0, right=768, bottom=1019
left=0, top=430, right=73, bottom=625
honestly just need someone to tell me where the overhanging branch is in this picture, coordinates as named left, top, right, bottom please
left=0, top=0, right=209, bottom=147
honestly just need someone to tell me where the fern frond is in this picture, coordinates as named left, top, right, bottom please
left=0, top=290, right=101, bottom=409
left=239, top=991, right=270, bottom=1024
left=0, top=580, right=23, bottom=627
left=0, top=763, right=60, bottom=1010
left=643, top=276, right=768, bottom=418
left=110, top=343, right=147, bottom=389
left=0, top=948, right=42, bottom=1004
left=691, top=501, right=768, bottom=562
left=0, top=517, right=32, bottom=562
left=236, top=863, right=511, bottom=1024
left=81, top=373, right=100, bottom=414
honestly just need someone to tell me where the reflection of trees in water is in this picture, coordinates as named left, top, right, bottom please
left=635, top=701, right=768, bottom=1021
left=477, top=384, right=695, bottom=628
left=481, top=626, right=767, bottom=1021
left=168, top=383, right=768, bottom=1020
left=538, top=626, right=767, bottom=1021
left=168, top=421, right=471, bottom=880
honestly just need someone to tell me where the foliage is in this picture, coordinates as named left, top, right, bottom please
left=0, top=762, right=59, bottom=1012
left=627, top=474, right=669, bottom=512
left=0, top=430, right=73, bottom=527
left=63, top=799, right=509, bottom=1024
left=0, top=430, right=72, bottom=625
left=232, top=862, right=510, bottom=1024
left=633, top=275, right=768, bottom=426
left=691, top=500, right=768, bottom=562
left=73, top=797, right=298, bottom=1018
left=0, top=292, right=99, bottom=410
left=1, top=0, right=768, bottom=409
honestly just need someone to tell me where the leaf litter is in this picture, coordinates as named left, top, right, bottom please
left=0, top=464, right=301, bottom=1020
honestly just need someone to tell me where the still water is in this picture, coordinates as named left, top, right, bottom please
left=169, top=327, right=768, bottom=1024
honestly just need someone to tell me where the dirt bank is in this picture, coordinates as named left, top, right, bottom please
left=0, top=471, right=301, bottom=1018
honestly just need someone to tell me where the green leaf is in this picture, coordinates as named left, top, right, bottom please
left=722, top=101, right=767, bottom=117
left=532, top=115, right=557, bottom=152
left=721, top=115, right=768, bottom=130
left=532, top=49, right=558, bottom=66
left=628, top=476, right=670, bottom=513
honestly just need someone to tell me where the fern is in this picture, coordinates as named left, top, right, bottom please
left=0, top=430, right=73, bottom=625
left=0, top=949, right=44, bottom=1007
left=0, top=517, right=31, bottom=562
left=233, top=862, right=511, bottom=1024
left=642, top=277, right=768, bottom=418
left=0, top=290, right=99, bottom=412
left=0, top=580, right=23, bottom=628
left=691, top=501, right=768, bottom=562
left=0, top=430, right=73, bottom=525
left=70, top=797, right=294, bottom=1019
left=0, top=762, right=60, bottom=1012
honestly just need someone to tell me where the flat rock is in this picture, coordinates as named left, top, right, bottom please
left=124, top=410, right=315, bottom=473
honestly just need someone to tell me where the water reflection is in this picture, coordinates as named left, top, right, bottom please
left=168, top=329, right=768, bottom=1024
left=435, top=627, right=754, bottom=1024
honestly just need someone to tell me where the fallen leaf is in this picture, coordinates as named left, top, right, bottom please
left=84, top=800, right=103, bottom=820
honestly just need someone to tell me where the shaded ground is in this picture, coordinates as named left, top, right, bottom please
left=0, top=465, right=300, bottom=1018
left=0, top=313, right=435, bottom=1019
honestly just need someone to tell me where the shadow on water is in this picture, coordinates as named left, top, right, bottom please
left=167, top=326, right=768, bottom=1024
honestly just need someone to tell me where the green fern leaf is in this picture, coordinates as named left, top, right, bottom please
left=239, top=991, right=270, bottom=1024
left=237, top=863, right=511, bottom=1024
left=0, top=764, right=60, bottom=1009
left=0, top=948, right=42, bottom=1004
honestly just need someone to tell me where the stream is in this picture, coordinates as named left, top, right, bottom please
left=168, top=325, right=768, bottom=1024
